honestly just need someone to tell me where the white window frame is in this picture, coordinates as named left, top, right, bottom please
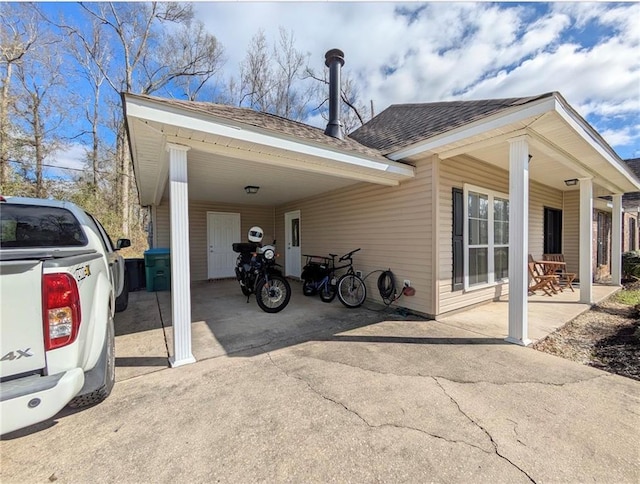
left=463, top=183, right=510, bottom=290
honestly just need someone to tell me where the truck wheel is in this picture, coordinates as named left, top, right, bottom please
left=115, top=272, right=129, bottom=313
left=68, top=314, right=116, bottom=408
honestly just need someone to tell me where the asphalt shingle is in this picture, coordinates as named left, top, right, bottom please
left=132, top=94, right=389, bottom=161
left=350, top=93, right=554, bottom=154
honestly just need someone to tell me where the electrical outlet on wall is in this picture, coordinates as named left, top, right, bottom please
left=356, top=270, right=363, bottom=278
left=403, top=280, right=411, bottom=287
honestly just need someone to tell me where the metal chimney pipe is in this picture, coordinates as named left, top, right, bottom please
left=324, top=49, right=345, bottom=140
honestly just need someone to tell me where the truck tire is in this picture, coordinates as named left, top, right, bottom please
left=115, top=271, right=129, bottom=313
left=68, top=314, right=115, bottom=408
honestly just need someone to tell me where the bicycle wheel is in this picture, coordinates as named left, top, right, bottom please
left=319, top=277, right=337, bottom=303
left=337, top=274, right=366, bottom=308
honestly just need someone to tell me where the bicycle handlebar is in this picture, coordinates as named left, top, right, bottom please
left=339, top=248, right=361, bottom=262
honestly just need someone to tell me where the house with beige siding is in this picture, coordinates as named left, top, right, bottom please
left=123, top=52, right=640, bottom=366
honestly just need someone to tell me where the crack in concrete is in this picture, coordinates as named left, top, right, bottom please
left=434, top=377, right=536, bottom=483
left=266, top=353, right=497, bottom=456
left=290, top=352, right=608, bottom=388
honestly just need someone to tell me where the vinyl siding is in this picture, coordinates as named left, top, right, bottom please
left=155, top=200, right=275, bottom=281
left=562, top=191, right=580, bottom=277
left=529, top=182, right=563, bottom=259
left=275, top=158, right=435, bottom=316
left=438, top=156, right=563, bottom=315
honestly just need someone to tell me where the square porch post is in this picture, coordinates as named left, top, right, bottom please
left=166, top=143, right=196, bottom=367
left=579, top=178, right=593, bottom=304
left=506, top=135, right=531, bottom=345
left=611, top=194, right=622, bottom=286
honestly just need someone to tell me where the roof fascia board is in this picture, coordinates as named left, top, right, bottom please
left=124, top=95, right=414, bottom=179
left=553, top=97, right=640, bottom=191
left=438, top=129, right=528, bottom=159
left=169, top=135, right=402, bottom=186
left=388, top=97, right=556, bottom=161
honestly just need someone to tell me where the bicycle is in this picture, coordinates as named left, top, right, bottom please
left=302, top=248, right=367, bottom=308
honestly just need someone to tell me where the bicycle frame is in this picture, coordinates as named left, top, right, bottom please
left=324, top=248, right=361, bottom=287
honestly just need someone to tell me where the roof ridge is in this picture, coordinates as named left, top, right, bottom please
left=384, top=92, right=555, bottom=110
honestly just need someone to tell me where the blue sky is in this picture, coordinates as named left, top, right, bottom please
left=38, top=1, right=639, bottom=173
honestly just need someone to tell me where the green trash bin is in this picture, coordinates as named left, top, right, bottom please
left=144, top=248, right=171, bottom=292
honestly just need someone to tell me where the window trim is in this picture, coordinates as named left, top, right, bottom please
left=463, top=183, right=509, bottom=290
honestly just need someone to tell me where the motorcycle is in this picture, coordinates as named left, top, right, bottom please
left=232, top=240, right=292, bottom=313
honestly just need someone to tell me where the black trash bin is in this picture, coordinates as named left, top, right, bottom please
left=125, top=258, right=146, bottom=291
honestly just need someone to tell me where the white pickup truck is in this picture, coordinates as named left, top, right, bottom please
left=0, top=196, right=130, bottom=435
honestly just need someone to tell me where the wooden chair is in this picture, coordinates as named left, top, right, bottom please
left=528, top=261, right=558, bottom=296
left=542, top=254, right=576, bottom=292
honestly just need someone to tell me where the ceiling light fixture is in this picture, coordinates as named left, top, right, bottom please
left=244, top=185, right=260, bottom=194
left=564, top=179, right=578, bottom=187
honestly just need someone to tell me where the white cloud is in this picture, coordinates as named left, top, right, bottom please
left=193, top=2, right=640, bottom=157
left=44, top=143, right=87, bottom=179
left=600, top=125, right=639, bottom=149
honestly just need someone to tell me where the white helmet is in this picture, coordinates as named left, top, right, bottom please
left=248, top=226, right=264, bottom=243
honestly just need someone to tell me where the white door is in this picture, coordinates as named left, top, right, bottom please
left=285, top=210, right=301, bottom=278
left=207, top=212, right=241, bottom=279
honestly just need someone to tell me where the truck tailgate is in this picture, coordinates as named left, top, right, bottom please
left=0, top=260, right=46, bottom=378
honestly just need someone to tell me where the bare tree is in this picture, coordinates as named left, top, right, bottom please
left=238, top=30, right=273, bottom=112
left=272, top=28, right=314, bottom=120
left=57, top=2, right=223, bottom=235
left=233, top=28, right=315, bottom=121
left=66, top=19, right=111, bottom=191
left=151, top=19, right=226, bottom=101
left=0, top=4, right=37, bottom=190
left=11, top=10, right=67, bottom=198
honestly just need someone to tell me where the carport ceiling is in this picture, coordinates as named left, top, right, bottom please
left=166, top=148, right=363, bottom=205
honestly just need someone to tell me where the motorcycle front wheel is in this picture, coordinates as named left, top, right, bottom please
left=255, top=276, right=291, bottom=313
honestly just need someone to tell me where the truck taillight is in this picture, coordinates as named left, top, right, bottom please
left=43, top=273, right=81, bottom=350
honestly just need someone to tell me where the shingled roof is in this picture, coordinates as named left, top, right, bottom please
left=130, top=94, right=388, bottom=161
left=350, top=93, right=554, bottom=154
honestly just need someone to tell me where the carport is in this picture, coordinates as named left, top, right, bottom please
left=122, top=92, right=415, bottom=367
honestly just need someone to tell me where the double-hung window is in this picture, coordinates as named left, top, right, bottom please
left=463, top=184, right=509, bottom=289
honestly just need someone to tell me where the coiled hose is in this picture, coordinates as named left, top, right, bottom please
left=363, top=269, right=401, bottom=306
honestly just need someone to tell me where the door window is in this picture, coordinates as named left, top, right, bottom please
left=291, top=218, right=300, bottom=247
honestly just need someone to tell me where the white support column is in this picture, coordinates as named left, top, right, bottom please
left=166, top=143, right=196, bottom=367
left=579, top=178, right=593, bottom=304
left=611, top=194, right=622, bottom=286
left=506, top=136, right=531, bottom=346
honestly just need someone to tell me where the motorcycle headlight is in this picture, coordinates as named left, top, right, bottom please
left=263, top=248, right=275, bottom=260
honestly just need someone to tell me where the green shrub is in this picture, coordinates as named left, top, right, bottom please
left=622, top=251, right=640, bottom=279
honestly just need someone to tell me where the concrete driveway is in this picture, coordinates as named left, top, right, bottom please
left=1, top=283, right=639, bottom=482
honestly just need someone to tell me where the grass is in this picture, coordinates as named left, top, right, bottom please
left=612, top=288, right=640, bottom=306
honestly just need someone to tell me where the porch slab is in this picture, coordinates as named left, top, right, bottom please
left=437, top=284, right=620, bottom=343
